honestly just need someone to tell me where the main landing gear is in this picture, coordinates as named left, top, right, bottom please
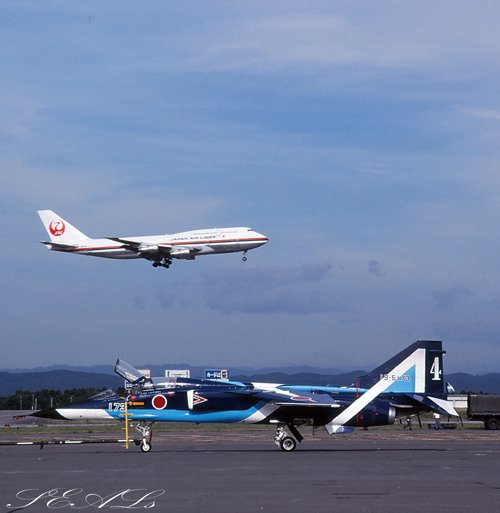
left=152, top=258, right=172, bottom=269
left=134, top=422, right=153, bottom=452
left=274, top=424, right=304, bottom=452
left=242, top=251, right=248, bottom=262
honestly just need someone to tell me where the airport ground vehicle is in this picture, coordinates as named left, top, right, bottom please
left=467, top=394, right=500, bottom=429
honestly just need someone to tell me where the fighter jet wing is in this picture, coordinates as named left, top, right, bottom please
left=226, top=389, right=340, bottom=407
left=274, top=402, right=341, bottom=408
left=273, top=393, right=341, bottom=408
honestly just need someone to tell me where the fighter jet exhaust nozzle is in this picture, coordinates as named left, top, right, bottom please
left=354, top=404, right=396, bottom=427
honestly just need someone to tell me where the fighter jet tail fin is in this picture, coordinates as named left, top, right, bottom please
left=355, top=340, right=447, bottom=395
left=325, top=340, right=457, bottom=434
left=38, top=210, right=89, bottom=243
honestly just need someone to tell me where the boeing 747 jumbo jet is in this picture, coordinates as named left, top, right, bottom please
left=31, top=340, right=458, bottom=452
left=37, top=210, right=268, bottom=268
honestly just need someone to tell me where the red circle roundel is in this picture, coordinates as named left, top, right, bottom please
left=49, top=220, right=65, bottom=237
left=152, top=394, right=168, bottom=410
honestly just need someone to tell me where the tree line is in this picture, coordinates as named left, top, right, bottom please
left=0, top=388, right=107, bottom=410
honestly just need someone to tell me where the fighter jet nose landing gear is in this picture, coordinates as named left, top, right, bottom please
left=135, top=422, right=153, bottom=452
left=140, top=441, right=152, bottom=453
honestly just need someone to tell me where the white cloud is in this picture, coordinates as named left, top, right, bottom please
left=432, top=284, right=474, bottom=312
left=367, top=259, right=385, bottom=277
left=167, top=8, right=500, bottom=75
left=0, top=93, right=44, bottom=138
left=0, top=160, right=228, bottom=234
left=2, top=1, right=500, bottom=371
left=463, top=109, right=500, bottom=122
left=199, top=261, right=352, bottom=315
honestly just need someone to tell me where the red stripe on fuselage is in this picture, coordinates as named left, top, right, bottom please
left=68, top=237, right=268, bottom=252
left=69, top=245, right=124, bottom=252
left=167, top=237, right=268, bottom=246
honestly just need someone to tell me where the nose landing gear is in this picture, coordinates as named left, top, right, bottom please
left=135, top=422, right=153, bottom=452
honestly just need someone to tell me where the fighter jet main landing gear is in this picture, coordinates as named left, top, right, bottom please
left=242, top=251, right=247, bottom=262
left=135, top=422, right=153, bottom=452
left=274, top=424, right=303, bottom=452
left=152, top=257, right=172, bottom=269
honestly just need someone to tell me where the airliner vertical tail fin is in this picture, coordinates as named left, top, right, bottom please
left=38, top=210, right=89, bottom=243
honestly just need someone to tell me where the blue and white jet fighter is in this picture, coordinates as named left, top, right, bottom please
left=32, top=340, right=458, bottom=452
left=38, top=210, right=268, bottom=268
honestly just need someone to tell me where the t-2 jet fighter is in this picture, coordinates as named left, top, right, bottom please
left=32, top=340, right=458, bottom=452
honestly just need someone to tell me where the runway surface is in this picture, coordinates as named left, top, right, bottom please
left=2, top=429, right=500, bottom=513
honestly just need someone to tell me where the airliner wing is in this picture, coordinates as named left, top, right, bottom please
left=107, top=238, right=173, bottom=255
left=107, top=238, right=201, bottom=259
left=106, top=237, right=148, bottom=251
left=157, top=243, right=174, bottom=252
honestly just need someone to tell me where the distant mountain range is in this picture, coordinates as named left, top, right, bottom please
left=0, top=367, right=499, bottom=395
left=0, top=363, right=345, bottom=376
left=0, top=371, right=121, bottom=395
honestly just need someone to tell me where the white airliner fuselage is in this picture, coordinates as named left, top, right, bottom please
left=38, top=210, right=268, bottom=268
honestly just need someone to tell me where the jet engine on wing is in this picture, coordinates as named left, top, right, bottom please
left=171, top=249, right=194, bottom=259
left=138, top=245, right=160, bottom=254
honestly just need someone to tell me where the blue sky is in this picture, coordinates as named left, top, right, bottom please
left=2, top=1, right=500, bottom=372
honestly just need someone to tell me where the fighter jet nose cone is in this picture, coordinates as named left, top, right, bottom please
left=30, top=408, right=66, bottom=420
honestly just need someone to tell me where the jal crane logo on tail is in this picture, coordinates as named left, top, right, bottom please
left=49, top=220, right=65, bottom=237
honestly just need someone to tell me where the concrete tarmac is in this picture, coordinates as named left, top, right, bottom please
left=1, top=429, right=500, bottom=513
